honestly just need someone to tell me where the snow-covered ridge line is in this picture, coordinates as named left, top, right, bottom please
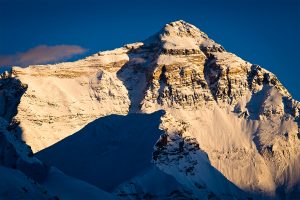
left=0, top=20, right=299, bottom=199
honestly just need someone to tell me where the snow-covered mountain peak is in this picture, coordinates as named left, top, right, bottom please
left=1, top=20, right=300, bottom=199
left=144, top=20, right=223, bottom=55
left=160, top=20, right=207, bottom=40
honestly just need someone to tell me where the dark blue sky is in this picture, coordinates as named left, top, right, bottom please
left=0, top=0, right=299, bottom=99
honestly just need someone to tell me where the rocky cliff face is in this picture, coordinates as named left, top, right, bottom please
left=1, top=20, right=300, bottom=199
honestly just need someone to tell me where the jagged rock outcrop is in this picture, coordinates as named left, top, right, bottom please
left=2, top=20, right=300, bottom=199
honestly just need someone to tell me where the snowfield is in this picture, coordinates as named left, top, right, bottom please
left=0, top=20, right=299, bottom=199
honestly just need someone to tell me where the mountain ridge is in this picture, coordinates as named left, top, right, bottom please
left=0, top=20, right=300, bottom=199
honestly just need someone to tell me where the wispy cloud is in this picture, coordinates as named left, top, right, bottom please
left=0, top=45, right=87, bottom=67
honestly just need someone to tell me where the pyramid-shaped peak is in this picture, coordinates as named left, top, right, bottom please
left=165, top=20, right=198, bottom=30
left=145, top=20, right=221, bottom=53
left=161, top=20, right=207, bottom=39
left=143, top=20, right=211, bottom=47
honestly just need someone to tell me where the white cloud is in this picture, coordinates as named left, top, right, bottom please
left=0, top=45, right=87, bottom=67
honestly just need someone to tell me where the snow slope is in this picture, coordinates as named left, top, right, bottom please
left=0, top=166, right=52, bottom=200
left=42, top=167, right=115, bottom=200
left=37, top=111, right=247, bottom=199
left=1, top=20, right=299, bottom=199
left=36, top=111, right=165, bottom=191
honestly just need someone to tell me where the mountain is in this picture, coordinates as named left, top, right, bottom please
left=0, top=20, right=299, bottom=199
